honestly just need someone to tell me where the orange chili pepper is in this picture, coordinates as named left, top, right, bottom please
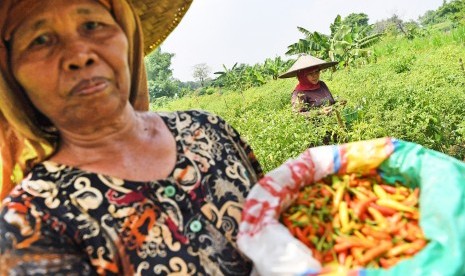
left=356, top=241, right=392, bottom=266
left=361, top=225, right=391, bottom=240
left=404, top=239, right=427, bottom=255
left=387, top=242, right=417, bottom=257
left=353, top=197, right=377, bottom=220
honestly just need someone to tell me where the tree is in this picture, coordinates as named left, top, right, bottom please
left=192, top=63, right=211, bottom=87
left=144, top=48, right=178, bottom=100
left=342, top=13, right=370, bottom=29
left=286, top=15, right=382, bottom=68
left=262, top=56, right=293, bottom=80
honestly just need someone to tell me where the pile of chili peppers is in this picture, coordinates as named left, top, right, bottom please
left=281, top=173, right=427, bottom=269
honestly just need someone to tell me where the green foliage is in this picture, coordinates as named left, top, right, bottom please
left=212, top=57, right=293, bottom=91
left=390, top=54, right=416, bottom=73
left=342, top=13, right=370, bottom=29
left=287, top=14, right=382, bottom=68
left=154, top=30, right=465, bottom=173
left=419, top=0, right=465, bottom=27
left=144, top=48, right=179, bottom=100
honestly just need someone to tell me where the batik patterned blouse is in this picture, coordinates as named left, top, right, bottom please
left=0, top=110, right=263, bottom=275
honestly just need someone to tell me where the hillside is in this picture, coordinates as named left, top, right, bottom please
left=154, top=28, right=465, bottom=173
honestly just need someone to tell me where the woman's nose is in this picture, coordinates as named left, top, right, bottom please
left=62, top=41, right=98, bottom=71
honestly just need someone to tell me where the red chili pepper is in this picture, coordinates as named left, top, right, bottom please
left=295, top=227, right=312, bottom=247
left=379, top=184, right=398, bottom=194
left=369, top=202, right=397, bottom=216
left=354, top=197, right=377, bottom=220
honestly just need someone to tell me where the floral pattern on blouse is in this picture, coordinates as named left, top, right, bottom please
left=0, top=110, right=263, bottom=276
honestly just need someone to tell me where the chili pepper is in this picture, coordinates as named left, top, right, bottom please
left=320, top=184, right=335, bottom=197
left=349, top=187, right=369, bottom=200
left=406, top=221, right=425, bottom=239
left=288, top=210, right=304, bottom=221
left=344, top=255, right=354, bottom=269
left=352, top=230, right=372, bottom=244
left=353, top=197, right=377, bottom=220
left=296, top=198, right=312, bottom=205
left=376, top=198, right=417, bottom=213
left=338, top=251, right=347, bottom=264
left=403, top=210, right=420, bottom=220
left=330, top=212, right=340, bottom=229
left=334, top=236, right=375, bottom=251
left=370, top=202, right=397, bottom=217
left=350, top=247, right=364, bottom=261
left=354, top=186, right=377, bottom=199
left=316, top=228, right=332, bottom=252
left=379, top=257, right=402, bottom=269
left=387, top=212, right=403, bottom=224
left=404, top=239, right=427, bottom=255
left=339, top=202, right=350, bottom=233
left=386, top=241, right=416, bottom=257
left=302, top=225, right=311, bottom=237
left=373, top=184, right=389, bottom=199
left=357, top=241, right=392, bottom=266
left=378, top=184, right=397, bottom=194
left=297, top=227, right=314, bottom=248
left=361, top=226, right=391, bottom=240
left=389, top=193, right=407, bottom=201
left=323, top=251, right=335, bottom=263
left=402, top=187, right=420, bottom=206
left=367, top=207, right=388, bottom=229
left=311, top=248, right=323, bottom=263
left=332, top=178, right=347, bottom=212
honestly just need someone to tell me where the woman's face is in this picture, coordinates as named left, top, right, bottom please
left=9, top=0, right=131, bottom=130
left=306, top=69, right=320, bottom=84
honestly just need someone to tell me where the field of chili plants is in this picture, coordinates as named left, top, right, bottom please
left=153, top=29, right=465, bottom=173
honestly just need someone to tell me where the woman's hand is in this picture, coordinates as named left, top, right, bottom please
left=321, top=106, right=333, bottom=115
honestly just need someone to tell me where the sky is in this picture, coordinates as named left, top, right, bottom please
left=161, top=0, right=444, bottom=82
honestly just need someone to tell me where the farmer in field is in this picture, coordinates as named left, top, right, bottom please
left=279, top=55, right=338, bottom=114
left=0, top=0, right=263, bottom=274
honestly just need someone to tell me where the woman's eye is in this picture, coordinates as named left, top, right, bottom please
left=29, top=35, right=50, bottom=48
left=83, top=21, right=103, bottom=31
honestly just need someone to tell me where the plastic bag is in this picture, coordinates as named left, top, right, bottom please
left=238, top=138, right=465, bottom=276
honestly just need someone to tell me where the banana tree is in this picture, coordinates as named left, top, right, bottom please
left=286, top=15, right=383, bottom=68
left=213, top=63, right=239, bottom=88
left=286, top=27, right=331, bottom=60
left=262, top=56, right=294, bottom=80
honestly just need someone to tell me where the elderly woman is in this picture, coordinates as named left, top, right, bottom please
left=0, top=0, right=262, bottom=275
left=279, top=55, right=338, bottom=113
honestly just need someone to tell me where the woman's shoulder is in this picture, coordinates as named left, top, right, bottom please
left=158, top=109, right=221, bottom=120
left=1, top=163, right=61, bottom=206
left=157, top=110, right=227, bottom=128
left=319, top=80, right=328, bottom=87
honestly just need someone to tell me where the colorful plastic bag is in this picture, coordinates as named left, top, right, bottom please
left=238, top=138, right=465, bottom=276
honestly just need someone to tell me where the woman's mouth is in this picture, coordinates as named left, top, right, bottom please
left=71, top=77, right=109, bottom=96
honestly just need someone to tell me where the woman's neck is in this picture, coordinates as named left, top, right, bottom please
left=50, top=105, right=157, bottom=166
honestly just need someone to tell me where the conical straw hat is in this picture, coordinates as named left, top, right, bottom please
left=278, top=55, right=338, bottom=78
left=131, top=0, right=193, bottom=54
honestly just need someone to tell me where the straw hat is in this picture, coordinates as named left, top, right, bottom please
left=278, top=55, right=338, bottom=79
left=131, top=0, right=193, bottom=54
